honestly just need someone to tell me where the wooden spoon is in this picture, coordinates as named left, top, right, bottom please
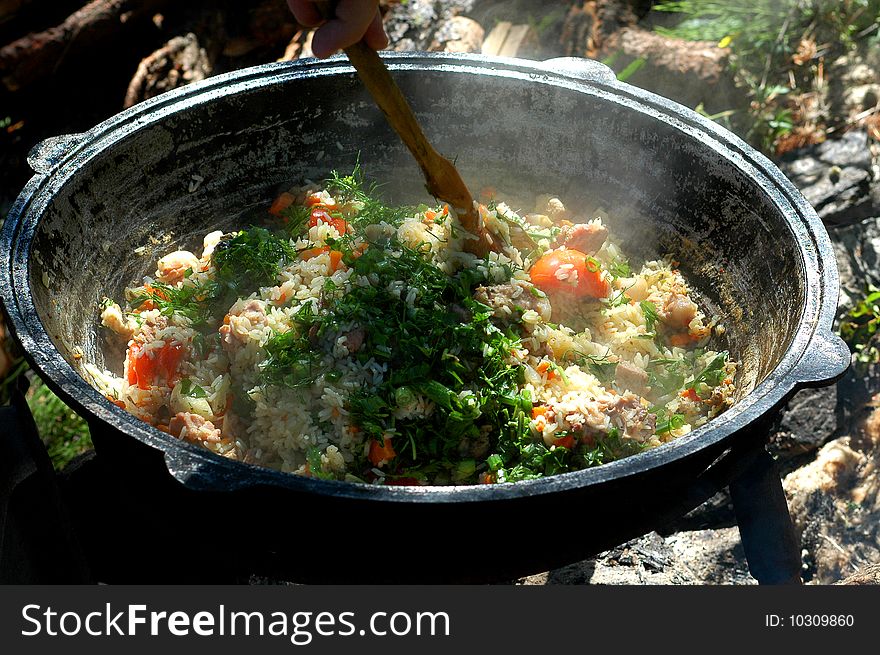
left=313, top=1, right=497, bottom=256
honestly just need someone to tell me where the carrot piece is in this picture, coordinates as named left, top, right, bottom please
left=106, top=396, right=126, bottom=409
left=536, top=360, right=551, bottom=375
left=668, top=332, right=696, bottom=348
left=531, top=405, right=548, bottom=419
left=554, top=434, right=575, bottom=449
left=300, top=246, right=330, bottom=260
left=368, top=437, right=396, bottom=466
left=305, top=193, right=324, bottom=207
left=143, top=283, right=168, bottom=301
left=328, top=250, right=345, bottom=273
left=681, top=387, right=701, bottom=402
left=269, top=192, right=295, bottom=217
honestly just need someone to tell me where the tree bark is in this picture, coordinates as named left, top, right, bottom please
left=838, top=562, right=880, bottom=585
left=0, top=0, right=171, bottom=92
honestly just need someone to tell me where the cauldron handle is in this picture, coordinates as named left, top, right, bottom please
left=26, top=133, right=87, bottom=175
left=539, top=57, right=617, bottom=84
left=793, top=329, right=851, bottom=388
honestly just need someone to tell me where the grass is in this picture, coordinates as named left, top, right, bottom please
left=839, top=285, right=880, bottom=367
left=652, top=0, right=880, bottom=153
left=1, top=356, right=94, bottom=470
left=26, top=376, right=94, bottom=470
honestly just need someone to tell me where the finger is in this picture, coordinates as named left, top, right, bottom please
left=287, top=0, right=323, bottom=28
left=363, top=11, right=389, bottom=51
left=311, top=0, right=378, bottom=58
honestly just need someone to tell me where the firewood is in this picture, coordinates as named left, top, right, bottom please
left=610, top=27, right=729, bottom=87
left=0, top=0, right=171, bottom=92
left=481, top=21, right=539, bottom=59
left=124, top=32, right=213, bottom=108
left=838, top=562, right=880, bottom=585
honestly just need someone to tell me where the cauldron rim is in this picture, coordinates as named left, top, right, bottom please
left=0, top=53, right=849, bottom=501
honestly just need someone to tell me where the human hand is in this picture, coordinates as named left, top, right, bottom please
left=287, top=0, right=389, bottom=59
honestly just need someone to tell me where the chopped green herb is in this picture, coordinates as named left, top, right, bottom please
left=179, top=378, right=208, bottom=398
left=640, top=300, right=659, bottom=332
left=691, top=352, right=729, bottom=389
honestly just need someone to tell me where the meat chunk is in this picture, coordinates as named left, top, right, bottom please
left=662, top=293, right=698, bottom=331
left=602, top=393, right=656, bottom=441
left=473, top=280, right=552, bottom=323
left=534, top=195, right=571, bottom=221
left=169, top=412, right=222, bottom=444
left=555, top=222, right=609, bottom=255
left=220, top=299, right=269, bottom=350
left=343, top=327, right=365, bottom=353
left=100, top=302, right=138, bottom=338
left=156, top=250, right=200, bottom=284
left=200, top=230, right=225, bottom=261
left=615, top=361, right=651, bottom=397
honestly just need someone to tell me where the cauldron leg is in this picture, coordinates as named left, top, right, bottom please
left=729, top=447, right=802, bottom=585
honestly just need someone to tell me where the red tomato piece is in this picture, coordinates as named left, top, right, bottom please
left=529, top=249, right=610, bottom=299
left=309, top=207, right=348, bottom=235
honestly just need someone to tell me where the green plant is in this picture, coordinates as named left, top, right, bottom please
left=653, top=0, right=880, bottom=152
left=839, top=285, right=880, bottom=366
left=26, top=376, right=93, bottom=470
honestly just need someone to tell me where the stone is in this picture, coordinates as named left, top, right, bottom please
left=520, top=528, right=754, bottom=585
left=384, top=0, right=475, bottom=51
left=830, top=214, right=880, bottom=313
left=428, top=16, right=484, bottom=53
left=778, top=130, right=879, bottom=227
left=769, top=385, right=840, bottom=466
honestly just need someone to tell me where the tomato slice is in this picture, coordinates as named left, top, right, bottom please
left=127, top=342, right=183, bottom=389
left=529, top=249, right=610, bottom=299
left=309, top=208, right=348, bottom=235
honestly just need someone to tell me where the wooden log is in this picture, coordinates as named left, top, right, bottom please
left=481, top=20, right=511, bottom=56
left=838, top=562, right=880, bottom=585
left=0, top=0, right=171, bottom=92
left=124, top=32, right=212, bottom=108
left=610, top=27, right=729, bottom=87
left=602, top=26, right=735, bottom=110
left=482, top=21, right=539, bottom=59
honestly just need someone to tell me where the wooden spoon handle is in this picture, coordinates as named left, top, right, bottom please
left=311, top=2, right=496, bottom=256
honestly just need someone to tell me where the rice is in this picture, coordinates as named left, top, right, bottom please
left=94, top=176, right=737, bottom=485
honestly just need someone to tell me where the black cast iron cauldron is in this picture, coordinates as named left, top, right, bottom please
left=0, top=54, right=850, bottom=583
